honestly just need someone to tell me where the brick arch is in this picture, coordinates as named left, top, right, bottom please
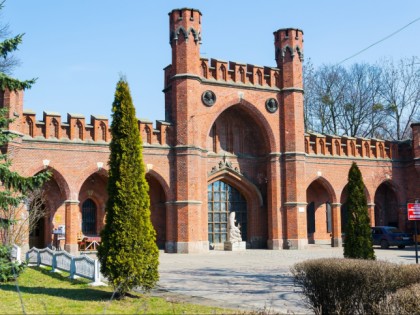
left=374, top=180, right=401, bottom=228
left=306, top=177, right=336, bottom=244
left=146, top=169, right=171, bottom=201
left=204, top=98, right=277, bottom=153
left=146, top=170, right=168, bottom=250
left=306, top=176, right=337, bottom=204
left=208, top=169, right=263, bottom=207
left=78, top=171, right=108, bottom=236
left=33, top=167, right=71, bottom=200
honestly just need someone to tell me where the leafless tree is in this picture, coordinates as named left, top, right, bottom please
left=303, top=60, right=416, bottom=140
left=380, top=57, right=420, bottom=140
left=0, top=188, right=47, bottom=246
left=304, top=62, right=347, bottom=134
left=340, top=63, right=385, bottom=138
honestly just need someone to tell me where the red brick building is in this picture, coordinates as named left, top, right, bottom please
left=2, top=8, right=420, bottom=253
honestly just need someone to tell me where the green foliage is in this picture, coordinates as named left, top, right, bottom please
left=292, top=258, right=420, bottom=315
left=98, top=78, right=159, bottom=297
left=343, top=162, right=375, bottom=259
left=0, top=72, right=36, bottom=91
left=0, top=245, right=25, bottom=282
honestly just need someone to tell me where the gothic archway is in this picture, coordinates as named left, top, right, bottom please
left=374, top=182, right=399, bottom=227
left=146, top=173, right=167, bottom=249
left=306, top=179, right=335, bottom=244
left=79, top=173, right=108, bottom=236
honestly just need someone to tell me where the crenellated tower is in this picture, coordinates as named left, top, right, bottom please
left=273, top=28, right=310, bottom=249
left=169, top=8, right=202, bottom=75
left=166, top=8, right=207, bottom=253
left=165, top=8, right=202, bottom=125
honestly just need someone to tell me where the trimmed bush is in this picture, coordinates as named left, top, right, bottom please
left=98, top=78, right=159, bottom=297
left=291, top=258, right=420, bottom=315
left=0, top=245, right=25, bottom=282
left=375, top=283, right=420, bottom=315
left=343, top=162, right=375, bottom=260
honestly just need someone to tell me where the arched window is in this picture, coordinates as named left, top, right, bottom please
left=239, top=67, right=245, bottom=83
left=335, top=140, right=340, bottom=155
left=52, top=118, right=59, bottom=138
left=145, top=126, right=152, bottom=144
left=100, top=121, right=107, bottom=141
left=201, top=62, right=208, bottom=79
left=364, top=142, right=370, bottom=157
left=82, top=199, right=97, bottom=235
left=208, top=181, right=247, bottom=246
left=319, top=139, right=325, bottom=155
left=220, top=65, right=226, bottom=81
left=350, top=141, right=356, bottom=156
left=26, top=117, right=34, bottom=137
left=257, top=70, right=262, bottom=85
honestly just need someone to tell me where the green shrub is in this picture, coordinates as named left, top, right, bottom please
left=343, top=162, right=375, bottom=260
left=98, top=78, right=159, bottom=297
left=291, top=258, right=420, bottom=315
left=0, top=245, right=26, bottom=282
left=375, top=283, right=420, bottom=315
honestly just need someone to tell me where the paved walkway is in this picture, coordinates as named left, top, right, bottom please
left=152, top=246, right=419, bottom=314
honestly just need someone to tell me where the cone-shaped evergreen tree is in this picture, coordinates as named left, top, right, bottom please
left=98, top=78, right=159, bottom=296
left=343, top=162, right=375, bottom=259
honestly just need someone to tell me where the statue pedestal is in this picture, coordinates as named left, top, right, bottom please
left=224, top=241, right=246, bottom=251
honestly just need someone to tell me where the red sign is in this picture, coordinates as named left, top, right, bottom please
left=408, top=203, right=420, bottom=220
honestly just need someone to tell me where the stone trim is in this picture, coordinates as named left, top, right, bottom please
left=166, top=200, right=203, bottom=205
left=284, top=202, right=308, bottom=206
left=64, top=200, right=80, bottom=204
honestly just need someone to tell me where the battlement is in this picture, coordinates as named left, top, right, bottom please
left=21, top=110, right=172, bottom=146
left=164, top=57, right=280, bottom=89
left=304, top=131, right=403, bottom=160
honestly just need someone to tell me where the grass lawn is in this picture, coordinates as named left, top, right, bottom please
left=0, top=267, right=235, bottom=314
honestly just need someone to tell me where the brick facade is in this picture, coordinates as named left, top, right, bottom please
left=2, top=8, right=420, bottom=253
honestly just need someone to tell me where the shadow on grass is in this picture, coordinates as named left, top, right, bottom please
left=0, top=267, right=113, bottom=302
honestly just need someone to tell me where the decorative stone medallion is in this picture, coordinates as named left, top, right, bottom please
left=265, top=98, right=278, bottom=113
left=202, top=90, right=216, bottom=107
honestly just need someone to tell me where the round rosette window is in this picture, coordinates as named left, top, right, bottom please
left=202, top=90, right=216, bottom=107
left=265, top=98, right=278, bottom=113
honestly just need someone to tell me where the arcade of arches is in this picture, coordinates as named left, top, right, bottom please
left=5, top=7, right=420, bottom=254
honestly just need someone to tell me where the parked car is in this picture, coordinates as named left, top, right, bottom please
left=371, top=226, right=414, bottom=249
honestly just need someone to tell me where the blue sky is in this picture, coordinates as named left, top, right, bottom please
left=5, top=1, right=420, bottom=124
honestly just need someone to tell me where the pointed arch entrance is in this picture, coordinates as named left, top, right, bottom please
left=30, top=169, right=69, bottom=249
left=146, top=173, right=167, bottom=250
left=374, top=182, right=399, bottom=228
left=306, top=178, right=335, bottom=244
left=207, top=180, right=247, bottom=250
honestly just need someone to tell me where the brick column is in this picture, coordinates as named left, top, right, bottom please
left=284, top=202, right=308, bottom=249
left=64, top=200, right=80, bottom=254
left=331, top=203, right=342, bottom=247
left=368, top=203, right=375, bottom=226
left=267, top=153, right=283, bottom=249
left=165, top=202, right=177, bottom=253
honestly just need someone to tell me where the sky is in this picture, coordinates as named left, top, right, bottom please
left=4, top=1, right=420, bottom=124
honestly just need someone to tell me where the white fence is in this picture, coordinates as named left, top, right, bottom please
left=26, top=247, right=103, bottom=285
left=11, top=244, right=21, bottom=263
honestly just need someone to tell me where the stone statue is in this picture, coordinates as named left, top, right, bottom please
left=228, top=212, right=242, bottom=242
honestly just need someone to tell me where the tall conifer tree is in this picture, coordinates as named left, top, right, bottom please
left=98, top=78, right=159, bottom=296
left=343, top=162, right=375, bottom=259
